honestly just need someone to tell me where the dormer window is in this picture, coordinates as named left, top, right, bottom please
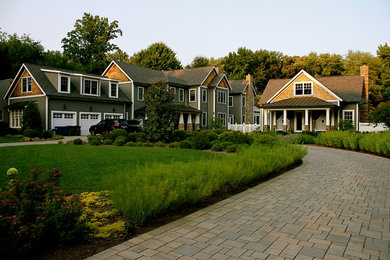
left=59, top=76, right=70, bottom=93
left=83, top=79, right=99, bottom=96
left=295, top=82, right=312, bottom=96
left=22, top=77, right=32, bottom=93
left=110, top=83, right=118, bottom=98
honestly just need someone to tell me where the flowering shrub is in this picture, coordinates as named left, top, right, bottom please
left=0, top=167, right=90, bottom=257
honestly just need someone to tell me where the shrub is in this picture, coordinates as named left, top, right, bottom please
left=135, top=142, right=143, bottom=147
left=168, top=142, right=180, bottom=148
left=125, top=141, right=136, bottom=147
left=0, top=168, right=89, bottom=256
left=41, top=130, right=53, bottom=139
left=103, top=139, right=113, bottom=145
left=0, top=122, right=10, bottom=136
left=252, top=134, right=278, bottom=145
left=170, top=130, right=188, bottom=142
left=155, top=141, right=165, bottom=147
left=88, top=136, right=101, bottom=146
left=21, top=101, right=42, bottom=132
left=225, top=144, right=238, bottom=153
left=190, top=131, right=218, bottom=150
left=136, top=132, right=146, bottom=142
left=127, top=133, right=138, bottom=142
left=114, top=136, right=127, bottom=146
left=339, top=120, right=354, bottom=131
left=179, top=140, right=193, bottom=149
left=211, top=142, right=224, bottom=151
left=23, top=129, right=40, bottom=138
left=109, top=129, right=128, bottom=141
left=218, top=131, right=252, bottom=144
left=142, top=142, right=154, bottom=147
left=294, top=133, right=315, bottom=144
left=73, top=138, right=83, bottom=145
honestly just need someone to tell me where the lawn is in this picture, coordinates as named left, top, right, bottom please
left=0, top=144, right=223, bottom=192
left=0, top=136, right=23, bottom=143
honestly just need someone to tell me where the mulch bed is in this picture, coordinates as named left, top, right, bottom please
left=31, top=160, right=302, bottom=260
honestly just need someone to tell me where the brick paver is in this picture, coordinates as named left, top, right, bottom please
left=88, top=146, right=390, bottom=259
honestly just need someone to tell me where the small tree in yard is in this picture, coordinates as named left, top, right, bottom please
left=144, top=81, right=175, bottom=142
left=22, top=101, right=42, bottom=132
left=370, top=102, right=390, bottom=128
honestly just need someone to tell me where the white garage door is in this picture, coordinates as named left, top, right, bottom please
left=51, top=111, right=77, bottom=129
left=80, top=113, right=101, bottom=135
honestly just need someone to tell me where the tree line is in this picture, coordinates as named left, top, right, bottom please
left=1, top=12, right=389, bottom=112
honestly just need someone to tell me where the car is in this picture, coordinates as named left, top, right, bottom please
left=127, top=119, right=148, bottom=132
left=89, top=119, right=129, bottom=135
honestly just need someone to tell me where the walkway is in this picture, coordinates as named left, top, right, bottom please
left=0, top=136, right=87, bottom=147
left=88, top=146, right=390, bottom=260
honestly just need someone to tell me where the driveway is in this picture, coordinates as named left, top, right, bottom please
left=88, top=145, right=390, bottom=260
left=0, top=136, right=88, bottom=147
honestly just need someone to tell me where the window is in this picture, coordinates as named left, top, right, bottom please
left=229, top=96, right=233, bottom=107
left=170, top=87, right=176, bottom=95
left=189, top=89, right=196, bottom=102
left=242, top=95, right=246, bottom=107
left=295, top=82, right=312, bottom=96
left=343, top=110, right=354, bottom=123
left=22, top=77, right=32, bottom=93
left=254, top=115, right=260, bottom=125
left=110, top=83, right=118, bottom=98
left=10, top=109, right=23, bottom=128
left=217, top=91, right=226, bottom=104
left=202, top=89, right=207, bottom=103
left=81, top=114, right=89, bottom=120
left=64, top=113, right=74, bottom=119
left=229, top=114, right=234, bottom=124
left=83, top=79, right=99, bottom=96
left=217, top=112, right=227, bottom=126
left=138, top=87, right=144, bottom=101
left=59, top=76, right=70, bottom=93
left=179, top=89, right=184, bottom=102
left=105, top=114, right=122, bottom=119
left=53, top=113, right=62, bottom=118
left=91, top=114, right=99, bottom=120
left=202, top=112, right=207, bottom=126
left=242, top=115, right=246, bottom=124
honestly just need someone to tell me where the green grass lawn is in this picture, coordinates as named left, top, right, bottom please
left=0, top=144, right=223, bottom=192
left=0, top=136, right=23, bottom=143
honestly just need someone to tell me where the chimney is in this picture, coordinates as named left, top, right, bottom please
left=215, top=66, right=219, bottom=74
left=245, top=74, right=254, bottom=124
left=246, top=74, right=253, bottom=88
left=360, top=63, right=369, bottom=101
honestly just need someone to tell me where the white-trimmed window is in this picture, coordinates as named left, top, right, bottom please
left=110, top=83, right=118, bottom=98
left=59, top=76, right=70, bottom=93
left=242, top=115, right=246, bottom=124
left=217, top=112, right=227, bottom=126
left=10, top=109, right=23, bottom=128
left=228, top=114, right=234, bottom=124
left=217, top=91, right=226, bottom=104
left=242, top=95, right=246, bottom=107
left=229, top=96, right=233, bottom=107
left=202, top=112, right=207, bottom=126
left=295, top=82, right=312, bottom=96
left=189, top=89, right=196, bottom=102
left=22, top=77, right=32, bottom=93
left=179, top=89, right=184, bottom=102
left=83, top=79, right=99, bottom=96
left=105, top=113, right=123, bottom=119
left=138, top=87, right=144, bottom=101
left=170, top=87, right=176, bottom=95
left=343, top=110, right=354, bottom=123
left=202, top=89, right=207, bottom=103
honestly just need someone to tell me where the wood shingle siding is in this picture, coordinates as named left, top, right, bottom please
left=11, top=69, right=43, bottom=97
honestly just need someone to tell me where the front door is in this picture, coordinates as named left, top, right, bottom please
left=295, top=112, right=303, bottom=131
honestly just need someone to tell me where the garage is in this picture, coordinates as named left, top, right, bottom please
left=51, top=111, right=77, bottom=130
left=80, top=112, right=101, bottom=135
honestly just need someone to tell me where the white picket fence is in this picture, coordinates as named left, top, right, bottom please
left=228, top=123, right=260, bottom=133
left=359, top=123, right=389, bottom=132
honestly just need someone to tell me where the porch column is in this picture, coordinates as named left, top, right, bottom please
left=194, top=114, right=200, bottom=130
left=272, top=111, right=276, bottom=131
left=326, top=108, right=331, bottom=131
left=187, top=114, right=193, bottom=132
left=178, top=113, right=184, bottom=130
left=331, top=110, right=335, bottom=130
left=283, top=109, right=287, bottom=132
left=263, top=109, right=269, bottom=131
left=304, top=109, right=309, bottom=131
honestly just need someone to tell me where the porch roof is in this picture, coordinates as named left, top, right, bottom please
left=259, top=97, right=337, bottom=109
left=135, top=105, right=201, bottom=114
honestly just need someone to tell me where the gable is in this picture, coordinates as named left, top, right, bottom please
left=103, top=63, right=131, bottom=82
left=11, top=68, right=43, bottom=97
left=271, top=73, right=338, bottom=103
left=217, top=77, right=230, bottom=89
left=202, top=69, right=217, bottom=86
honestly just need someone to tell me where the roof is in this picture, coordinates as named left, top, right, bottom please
left=260, top=75, right=363, bottom=104
left=4, top=101, right=29, bottom=109
left=260, top=97, right=337, bottom=108
left=0, top=79, right=12, bottom=100
left=135, top=105, right=201, bottom=114
left=229, top=79, right=248, bottom=94
left=114, top=61, right=215, bottom=87
left=7, top=63, right=129, bottom=103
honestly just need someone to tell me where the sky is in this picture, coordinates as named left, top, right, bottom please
left=0, top=0, right=389, bottom=66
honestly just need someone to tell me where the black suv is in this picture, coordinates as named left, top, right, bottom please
left=89, top=119, right=129, bottom=135
left=127, top=119, right=147, bottom=132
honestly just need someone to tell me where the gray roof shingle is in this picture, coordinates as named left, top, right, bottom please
left=260, top=97, right=337, bottom=108
left=229, top=80, right=248, bottom=94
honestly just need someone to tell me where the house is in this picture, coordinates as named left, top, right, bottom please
left=102, top=61, right=232, bottom=130
left=0, top=79, right=12, bottom=125
left=258, top=64, right=369, bottom=132
left=228, top=74, right=256, bottom=125
left=3, top=63, right=131, bottom=135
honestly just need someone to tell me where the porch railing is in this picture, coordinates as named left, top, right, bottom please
left=359, top=123, right=389, bottom=132
left=227, top=123, right=260, bottom=133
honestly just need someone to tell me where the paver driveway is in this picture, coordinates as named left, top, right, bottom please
left=88, top=146, right=390, bottom=260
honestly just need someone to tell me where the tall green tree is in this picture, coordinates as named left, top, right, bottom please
left=106, top=49, right=130, bottom=63
left=129, top=42, right=182, bottom=70
left=22, top=101, right=42, bottom=132
left=144, top=81, right=175, bottom=142
left=187, top=56, right=210, bottom=68
left=61, top=13, right=122, bottom=73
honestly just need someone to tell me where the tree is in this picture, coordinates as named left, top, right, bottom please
left=129, top=42, right=182, bottom=70
left=187, top=56, right=210, bottom=68
left=22, top=101, right=42, bottom=132
left=106, top=49, right=130, bottom=63
left=370, top=102, right=390, bottom=128
left=377, top=43, right=390, bottom=67
left=61, top=13, right=122, bottom=73
left=144, top=81, right=175, bottom=142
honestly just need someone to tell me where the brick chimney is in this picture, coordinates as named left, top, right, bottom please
left=360, top=64, right=369, bottom=122
left=245, top=74, right=254, bottom=124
